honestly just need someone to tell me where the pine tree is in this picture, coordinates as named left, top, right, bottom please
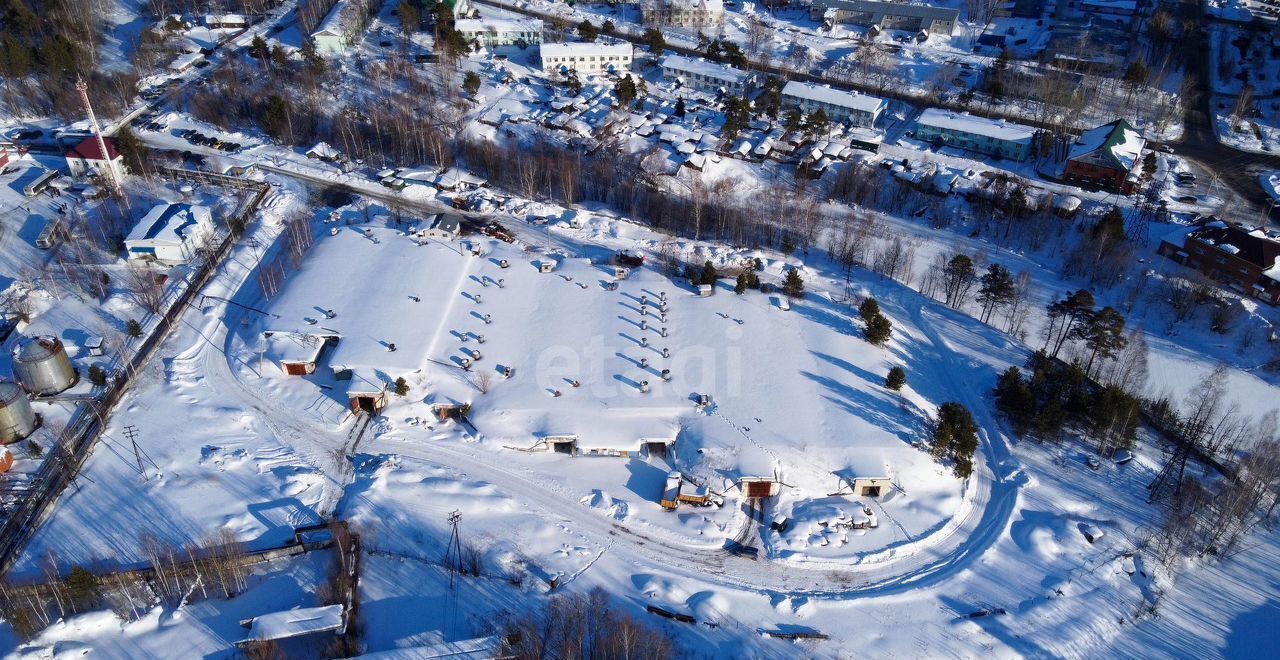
left=674, top=97, right=686, bottom=117
left=114, top=126, right=148, bottom=175
left=1082, top=306, right=1128, bottom=376
left=865, top=313, right=892, bottom=345
left=735, top=273, right=749, bottom=294
left=780, top=235, right=796, bottom=256
left=976, top=263, right=1016, bottom=324
left=885, top=366, right=906, bottom=391
left=615, top=75, right=636, bottom=105
left=1043, top=289, right=1096, bottom=358
left=993, top=366, right=1034, bottom=433
left=88, top=364, right=107, bottom=387
left=127, top=319, right=142, bottom=337
left=644, top=28, right=665, bottom=56
left=941, top=254, right=977, bottom=309
left=805, top=108, right=829, bottom=135
left=783, top=269, right=804, bottom=297
left=858, top=297, right=880, bottom=323
left=577, top=20, right=599, bottom=42
left=701, top=260, right=718, bottom=286
left=932, top=402, right=979, bottom=479
left=463, top=71, right=481, bottom=96
left=394, top=377, right=409, bottom=396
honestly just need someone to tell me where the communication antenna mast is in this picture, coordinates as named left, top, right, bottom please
left=76, top=75, right=124, bottom=200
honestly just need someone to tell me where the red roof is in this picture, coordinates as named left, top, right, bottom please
left=66, top=136, right=121, bottom=162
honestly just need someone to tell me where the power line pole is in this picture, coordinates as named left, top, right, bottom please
left=443, top=510, right=464, bottom=589
left=122, top=424, right=147, bottom=480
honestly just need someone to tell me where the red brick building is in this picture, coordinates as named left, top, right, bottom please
left=1064, top=119, right=1145, bottom=193
left=1158, top=219, right=1280, bottom=305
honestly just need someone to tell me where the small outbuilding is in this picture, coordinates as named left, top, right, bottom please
left=661, top=471, right=682, bottom=510
left=851, top=476, right=893, bottom=497
left=424, top=213, right=463, bottom=241
left=263, top=331, right=337, bottom=375
left=346, top=371, right=387, bottom=414
left=538, top=259, right=558, bottom=273
left=237, top=604, right=345, bottom=648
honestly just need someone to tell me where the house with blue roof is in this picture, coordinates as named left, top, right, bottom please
left=125, top=203, right=215, bottom=264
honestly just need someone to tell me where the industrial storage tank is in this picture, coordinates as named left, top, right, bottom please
left=11, top=335, right=77, bottom=396
left=0, top=381, right=37, bottom=444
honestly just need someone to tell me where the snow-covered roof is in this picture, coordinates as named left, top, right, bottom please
left=203, top=14, right=247, bottom=25
left=660, top=54, right=750, bottom=85
left=781, top=81, right=887, bottom=115
left=358, top=636, right=501, bottom=659
left=263, top=331, right=328, bottom=365
left=313, top=0, right=352, bottom=37
left=307, top=142, right=340, bottom=159
left=65, top=137, right=120, bottom=162
left=126, top=203, right=212, bottom=246
left=917, top=109, right=1035, bottom=143
left=1068, top=119, right=1145, bottom=171
left=170, top=52, right=204, bottom=71
left=454, top=18, right=543, bottom=34
left=241, top=605, right=344, bottom=644
left=540, top=42, right=632, bottom=60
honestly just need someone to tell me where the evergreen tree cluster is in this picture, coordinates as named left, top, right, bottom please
left=993, top=351, right=1140, bottom=453
left=931, top=402, right=980, bottom=479
left=734, top=270, right=761, bottom=294
left=859, top=296, right=892, bottom=345
left=690, top=260, right=718, bottom=287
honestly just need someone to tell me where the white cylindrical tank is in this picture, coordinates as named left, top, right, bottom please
left=12, top=335, right=77, bottom=396
left=0, top=381, right=37, bottom=444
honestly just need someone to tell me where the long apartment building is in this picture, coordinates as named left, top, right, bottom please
left=641, top=0, right=725, bottom=27
left=540, top=42, right=632, bottom=75
left=454, top=18, right=543, bottom=48
left=660, top=55, right=752, bottom=95
left=781, top=81, right=888, bottom=128
left=811, top=0, right=959, bottom=35
left=914, top=109, right=1037, bottom=161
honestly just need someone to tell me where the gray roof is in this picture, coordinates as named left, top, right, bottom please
left=814, top=0, right=959, bottom=21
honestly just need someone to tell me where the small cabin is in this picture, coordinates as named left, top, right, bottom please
left=263, top=331, right=338, bottom=376
left=84, top=336, right=105, bottom=357
left=538, top=259, right=558, bottom=273
left=697, top=284, right=713, bottom=297
left=852, top=477, right=893, bottom=497
left=739, top=477, right=780, bottom=498
left=347, top=372, right=387, bottom=414
left=660, top=472, right=682, bottom=510
left=432, top=403, right=470, bottom=422
left=543, top=434, right=578, bottom=454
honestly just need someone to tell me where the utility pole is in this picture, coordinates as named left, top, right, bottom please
left=122, top=424, right=147, bottom=480
left=443, top=510, right=464, bottom=588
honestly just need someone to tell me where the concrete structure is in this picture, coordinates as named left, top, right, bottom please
left=0, top=381, right=37, bottom=444
left=311, top=0, right=356, bottom=57
left=642, top=0, right=725, bottom=27
left=781, top=81, right=888, bottom=127
left=660, top=55, right=752, bottom=95
left=64, top=136, right=123, bottom=178
left=125, top=203, right=215, bottom=264
left=1064, top=119, right=1145, bottom=193
left=540, top=42, right=632, bottom=75
left=812, top=0, right=959, bottom=35
left=1158, top=220, right=1280, bottom=305
left=454, top=18, right=543, bottom=48
left=11, top=336, right=76, bottom=396
left=914, top=109, right=1037, bottom=161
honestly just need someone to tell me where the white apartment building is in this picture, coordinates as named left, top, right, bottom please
left=660, top=55, right=751, bottom=95
left=454, top=18, right=543, bottom=48
left=642, top=0, right=724, bottom=27
left=781, top=81, right=888, bottom=128
left=540, top=42, right=632, bottom=75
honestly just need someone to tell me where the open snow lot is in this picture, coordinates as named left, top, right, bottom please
left=229, top=220, right=969, bottom=562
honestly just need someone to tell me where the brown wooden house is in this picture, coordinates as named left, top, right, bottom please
left=1158, top=219, right=1280, bottom=304
left=1064, top=119, right=1145, bottom=193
